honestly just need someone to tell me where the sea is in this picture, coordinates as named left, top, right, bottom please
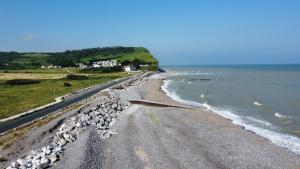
left=160, top=65, right=300, bottom=155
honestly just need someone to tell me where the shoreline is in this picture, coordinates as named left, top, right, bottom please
left=157, top=76, right=300, bottom=156
left=139, top=78, right=300, bottom=167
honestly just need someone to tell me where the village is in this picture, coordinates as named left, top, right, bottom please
left=41, top=59, right=150, bottom=72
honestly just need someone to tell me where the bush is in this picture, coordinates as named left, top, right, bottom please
left=64, top=82, right=72, bottom=87
left=3, top=70, right=9, bottom=73
left=80, top=66, right=122, bottom=73
left=6, top=79, right=40, bottom=85
left=66, top=74, right=89, bottom=80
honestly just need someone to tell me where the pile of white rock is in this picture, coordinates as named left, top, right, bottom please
left=6, top=93, right=130, bottom=169
left=125, top=77, right=149, bottom=88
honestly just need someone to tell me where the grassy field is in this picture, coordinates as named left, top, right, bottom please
left=9, top=53, right=49, bottom=67
left=0, top=68, right=79, bottom=74
left=0, top=73, right=67, bottom=80
left=0, top=70, right=130, bottom=119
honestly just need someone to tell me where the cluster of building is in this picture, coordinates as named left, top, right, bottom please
left=40, top=59, right=148, bottom=72
left=92, top=60, right=118, bottom=68
left=40, top=65, right=61, bottom=69
left=77, top=60, right=118, bottom=69
left=77, top=59, right=143, bottom=72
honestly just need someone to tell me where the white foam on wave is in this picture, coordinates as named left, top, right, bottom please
left=200, top=94, right=205, bottom=98
left=161, top=80, right=183, bottom=102
left=150, top=72, right=172, bottom=79
left=151, top=71, right=217, bottom=80
left=254, top=101, right=263, bottom=106
left=156, top=71, right=217, bottom=78
left=246, top=116, right=273, bottom=127
left=274, top=112, right=290, bottom=119
left=161, top=79, right=300, bottom=155
left=175, top=71, right=215, bottom=76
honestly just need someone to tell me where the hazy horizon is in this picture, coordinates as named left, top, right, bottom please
left=1, top=0, right=300, bottom=65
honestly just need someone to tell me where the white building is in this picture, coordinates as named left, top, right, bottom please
left=123, top=65, right=131, bottom=72
left=43, top=65, right=61, bottom=69
left=123, top=65, right=136, bottom=72
left=92, top=60, right=117, bottom=68
left=92, top=63, right=101, bottom=68
left=140, top=64, right=149, bottom=67
left=77, top=63, right=88, bottom=69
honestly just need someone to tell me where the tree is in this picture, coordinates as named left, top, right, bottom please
left=121, top=60, right=131, bottom=66
left=132, top=59, right=142, bottom=69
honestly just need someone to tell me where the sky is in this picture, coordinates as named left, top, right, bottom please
left=0, top=0, right=300, bottom=65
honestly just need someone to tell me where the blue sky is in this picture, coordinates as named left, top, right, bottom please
left=0, top=0, right=300, bottom=65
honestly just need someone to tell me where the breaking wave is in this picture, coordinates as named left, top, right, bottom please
left=161, top=79, right=300, bottom=155
left=254, top=101, right=263, bottom=106
left=274, top=112, right=291, bottom=119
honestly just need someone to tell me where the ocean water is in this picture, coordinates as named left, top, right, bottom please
left=160, top=65, right=300, bottom=155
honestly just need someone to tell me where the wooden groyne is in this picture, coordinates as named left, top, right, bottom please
left=128, top=100, right=199, bottom=110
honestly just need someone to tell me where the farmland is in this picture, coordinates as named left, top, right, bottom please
left=0, top=69, right=130, bottom=119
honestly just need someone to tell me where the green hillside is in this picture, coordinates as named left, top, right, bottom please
left=0, top=47, right=158, bottom=70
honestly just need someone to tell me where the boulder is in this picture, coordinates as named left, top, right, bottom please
left=5, top=166, right=15, bottom=169
left=31, top=158, right=41, bottom=167
left=41, top=146, right=51, bottom=155
left=25, top=155, right=33, bottom=162
left=48, top=154, right=58, bottom=164
left=53, top=147, right=63, bottom=157
left=106, top=117, right=112, bottom=122
left=46, top=145, right=54, bottom=151
left=63, top=133, right=70, bottom=139
left=11, top=161, right=18, bottom=167
left=94, top=116, right=100, bottom=123
left=75, top=122, right=81, bottom=128
left=99, top=118, right=105, bottom=125
left=38, top=160, right=49, bottom=169
left=27, top=162, right=32, bottom=168
left=71, top=117, right=77, bottom=121
left=58, top=138, right=67, bottom=147
left=40, top=157, right=49, bottom=165
left=37, top=152, right=46, bottom=159
left=70, top=127, right=80, bottom=136
left=109, top=118, right=116, bottom=127
left=59, top=124, right=67, bottom=132
left=105, top=121, right=110, bottom=128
